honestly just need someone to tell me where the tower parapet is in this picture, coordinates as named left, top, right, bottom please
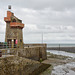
left=4, top=11, right=24, bottom=29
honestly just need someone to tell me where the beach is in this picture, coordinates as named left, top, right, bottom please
left=40, top=50, right=75, bottom=75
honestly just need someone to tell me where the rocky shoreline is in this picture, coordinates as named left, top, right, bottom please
left=40, top=51, right=75, bottom=75
left=0, top=55, right=51, bottom=75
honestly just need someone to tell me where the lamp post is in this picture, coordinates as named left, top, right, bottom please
left=59, top=44, right=60, bottom=51
left=42, top=32, right=43, bottom=43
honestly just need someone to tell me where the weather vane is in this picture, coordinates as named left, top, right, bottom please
left=8, top=5, right=11, bottom=9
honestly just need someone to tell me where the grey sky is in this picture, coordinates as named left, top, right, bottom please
left=0, top=0, right=75, bottom=43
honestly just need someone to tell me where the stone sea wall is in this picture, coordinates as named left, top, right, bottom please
left=24, top=43, right=47, bottom=47
left=47, top=47, right=75, bottom=53
left=1, top=44, right=47, bottom=61
left=18, top=46, right=47, bottom=60
left=0, top=55, right=50, bottom=75
left=0, top=44, right=50, bottom=75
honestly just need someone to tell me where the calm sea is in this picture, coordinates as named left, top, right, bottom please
left=47, top=44, right=75, bottom=47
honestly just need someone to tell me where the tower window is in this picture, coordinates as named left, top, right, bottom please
left=20, top=39, right=22, bottom=42
left=12, top=19, right=16, bottom=22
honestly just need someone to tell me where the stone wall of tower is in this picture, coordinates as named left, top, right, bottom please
left=5, top=23, right=23, bottom=48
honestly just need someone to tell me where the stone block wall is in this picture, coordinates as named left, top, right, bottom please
left=24, top=43, right=47, bottom=47
left=18, top=46, right=47, bottom=60
left=1, top=44, right=47, bottom=61
left=0, top=55, right=50, bottom=75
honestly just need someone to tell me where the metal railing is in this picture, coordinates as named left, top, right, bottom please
left=0, top=43, right=17, bottom=49
left=0, top=42, right=17, bottom=57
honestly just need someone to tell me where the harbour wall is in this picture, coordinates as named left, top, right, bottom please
left=1, top=44, right=47, bottom=61
left=47, top=47, right=75, bottom=53
left=0, top=55, right=50, bottom=75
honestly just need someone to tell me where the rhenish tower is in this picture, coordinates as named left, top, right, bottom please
left=4, top=6, right=24, bottom=48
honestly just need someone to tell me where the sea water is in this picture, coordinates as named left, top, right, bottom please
left=47, top=44, right=75, bottom=47
left=47, top=50, right=75, bottom=58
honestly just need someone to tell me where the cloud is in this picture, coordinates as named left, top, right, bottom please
left=1, top=0, right=75, bottom=11
left=0, top=0, right=75, bottom=43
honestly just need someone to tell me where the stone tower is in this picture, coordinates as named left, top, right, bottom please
left=4, top=6, right=24, bottom=48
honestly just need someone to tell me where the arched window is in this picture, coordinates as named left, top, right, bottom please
left=12, top=19, right=16, bottom=22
